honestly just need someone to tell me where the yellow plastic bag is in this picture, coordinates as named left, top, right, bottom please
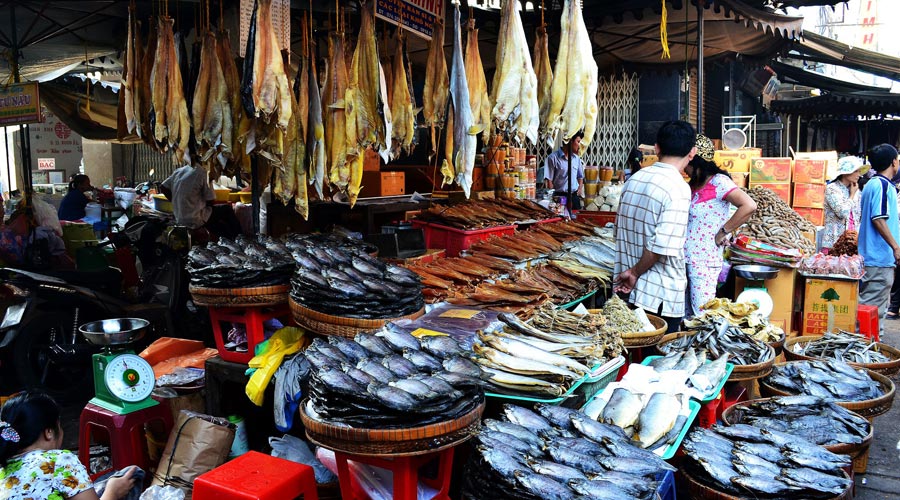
left=245, top=327, right=306, bottom=406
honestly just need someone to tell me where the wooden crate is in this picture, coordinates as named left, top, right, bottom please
left=360, top=171, right=405, bottom=197
left=363, top=148, right=381, bottom=171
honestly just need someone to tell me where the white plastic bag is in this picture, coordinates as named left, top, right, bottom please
left=269, top=434, right=336, bottom=484
left=139, top=485, right=185, bottom=500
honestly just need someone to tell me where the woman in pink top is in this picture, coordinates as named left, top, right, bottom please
left=684, top=135, right=757, bottom=317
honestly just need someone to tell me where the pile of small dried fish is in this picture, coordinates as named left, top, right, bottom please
left=600, top=295, right=644, bottom=333
left=659, top=317, right=772, bottom=365
left=740, top=187, right=817, bottom=255
left=475, top=311, right=622, bottom=397
left=726, top=395, right=871, bottom=447
left=764, top=360, right=884, bottom=402
left=303, top=328, right=484, bottom=428
left=683, top=425, right=851, bottom=498
left=583, top=388, right=687, bottom=450
left=685, top=298, right=784, bottom=343
left=289, top=244, right=423, bottom=319
left=188, top=236, right=294, bottom=288
left=467, top=229, right=565, bottom=262
left=648, top=349, right=732, bottom=395
left=462, top=404, right=674, bottom=500
left=792, top=331, right=891, bottom=364
left=416, top=199, right=555, bottom=229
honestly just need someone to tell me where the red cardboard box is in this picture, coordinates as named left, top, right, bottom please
left=794, top=207, right=824, bottom=226
left=750, top=182, right=791, bottom=205
left=750, top=158, right=793, bottom=183
left=793, top=159, right=827, bottom=184
left=793, top=183, right=826, bottom=209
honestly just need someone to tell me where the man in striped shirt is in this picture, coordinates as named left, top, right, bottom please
left=614, top=121, right=696, bottom=332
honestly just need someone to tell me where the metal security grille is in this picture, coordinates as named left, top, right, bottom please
left=114, top=143, right=178, bottom=185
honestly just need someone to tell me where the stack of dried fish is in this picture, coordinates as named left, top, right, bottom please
left=542, top=0, right=599, bottom=148
left=303, top=328, right=484, bottom=428
left=465, top=18, right=491, bottom=143
left=685, top=298, right=784, bottom=343
left=682, top=425, right=851, bottom=498
left=467, top=230, right=564, bottom=262
left=290, top=244, right=423, bottom=319
left=583, top=388, right=687, bottom=450
left=647, top=350, right=732, bottom=395
left=416, top=199, right=555, bottom=229
left=406, top=254, right=513, bottom=301
left=463, top=404, right=674, bottom=500
left=283, top=231, right=377, bottom=256
left=423, top=18, right=449, bottom=159
left=324, top=31, right=350, bottom=200
left=739, top=186, right=817, bottom=255
left=726, top=395, right=871, bottom=447
left=535, top=219, right=602, bottom=241
left=149, top=17, right=191, bottom=161
left=764, top=360, right=884, bottom=402
left=658, top=317, right=773, bottom=365
left=474, top=311, right=621, bottom=397
left=389, top=30, right=417, bottom=159
left=791, top=330, right=891, bottom=364
left=550, top=235, right=616, bottom=277
left=192, top=31, right=232, bottom=164
left=491, top=0, right=539, bottom=145
left=188, top=236, right=294, bottom=288
left=601, top=296, right=644, bottom=333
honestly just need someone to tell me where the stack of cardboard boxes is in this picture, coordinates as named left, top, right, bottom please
left=713, top=148, right=761, bottom=188
left=744, top=156, right=828, bottom=227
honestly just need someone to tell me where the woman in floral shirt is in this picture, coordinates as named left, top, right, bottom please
left=822, top=156, right=864, bottom=251
left=0, top=391, right=135, bottom=500
left=684, top=136, right=758, bottom=317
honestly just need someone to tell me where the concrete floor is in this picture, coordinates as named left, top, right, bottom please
left=854, top=320, right=900, bottom=499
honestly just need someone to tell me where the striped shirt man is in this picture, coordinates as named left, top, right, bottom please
left=615, top=162, right=691, bottom=317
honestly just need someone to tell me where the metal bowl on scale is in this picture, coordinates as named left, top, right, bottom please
left=79, top=318, right=150, bottom=346
left=733, top=265, right=780, bottom=281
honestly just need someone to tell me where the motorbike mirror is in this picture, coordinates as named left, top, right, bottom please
left=124, top=220, right=148, bottom=242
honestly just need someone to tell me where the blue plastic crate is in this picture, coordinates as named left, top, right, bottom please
left=656, top=470, right=676, bottom=500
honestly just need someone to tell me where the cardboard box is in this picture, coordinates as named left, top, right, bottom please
left=749, top=182, right=791, bottom=205
left=736, top=267, right=798, bottom=334
left=640, top=154, right=658, bottom=167
left=802, top=278, right=859, bottom=335
left=750, top=158, right=793, bottom=183
left=363, top=147, right=381, bottom=171
left=794, top=207, right=825, bottom=227
left=730, top=172, right=750, bottom=189
left=360, top=171, right=405, bottom=198
left=793, top=183, right=826, bottom=209
left=714, top=150, right=751, bottom=172
left=793, top=159, right=827, bottom=184
left=794, top=151, right=838, bottom=181
left=471, top=167, right=484, bottom=193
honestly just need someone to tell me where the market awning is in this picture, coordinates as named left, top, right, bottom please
left=768, top=60, right=891, bottom=94
left=790, top=30, right=900, bottom=82
left=768, top=90, right=900, bottom=117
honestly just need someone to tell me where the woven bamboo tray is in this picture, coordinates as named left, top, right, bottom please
left=784, top=335, right=900, bottom=377
left=680, top=467, right=852, bottom=500
left=721, top=398, right=873, bottom=461
left=588, top=309, right=667, bottom=347
left=768, top=330, right=786, bottom=356
left=300, top=398, right=485, bottom=457
left=289, top=298, right=425, bottom=338
left=656, top=332, right=775, bottom=381
left=189, top=284, right=289, bottom=307
left=760, top=363, right=896, bottom=419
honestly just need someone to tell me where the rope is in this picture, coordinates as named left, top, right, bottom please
left=660, top=0, right=671, bottom=59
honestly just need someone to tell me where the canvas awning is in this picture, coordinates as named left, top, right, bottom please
left=768, top=60, right=890, bottom=94
left=790, top=30, right=900, bottom=82
left=769, top=90, right=900, bottom=117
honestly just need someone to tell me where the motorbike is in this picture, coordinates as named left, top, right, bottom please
left=0, top=215, right=185, bottom=401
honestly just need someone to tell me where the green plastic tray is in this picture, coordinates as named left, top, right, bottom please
left=641, top=355, right=735, bottom=403
left=557, top=289, right=598, bottom=310
left=485, top=356, right=625, bottom=405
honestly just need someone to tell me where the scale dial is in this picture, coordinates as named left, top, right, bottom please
left=104, top=353, right=155, bottom=402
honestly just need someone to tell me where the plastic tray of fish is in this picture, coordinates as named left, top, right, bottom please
left=641, top=355, right=735, bottom=403
left=485, top=356, right=625, bottom=405
left=581, top=383, right=701, bottom=460
left=556, top=289, right=598, bottom=311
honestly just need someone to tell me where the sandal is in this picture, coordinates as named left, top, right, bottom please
left=886, top=311, right=899, bottom=320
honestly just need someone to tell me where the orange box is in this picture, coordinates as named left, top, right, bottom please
left=793, top=159, right=827, bottom=184
left=730, top=172, right=750, bottom=189
left=360, top=171, right=405, bottom=197
left=794, top=207, right=825, bottom=226
left=363, top=148, right=381, bottom=171
left=750, top=182, right=791, bottom=205
left=793, top=183, right=826, bottom=208
left=751, top=158, right=793, bottom=183
left=471, top=167, right=484, bottom=192
left=714, top=150, right=751, bottom=172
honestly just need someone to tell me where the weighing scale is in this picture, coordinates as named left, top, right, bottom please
left=79, top=318, right=158, bottom=414
left=733, top=265, right=779, bottom=318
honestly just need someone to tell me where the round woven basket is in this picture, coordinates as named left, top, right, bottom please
left=784, top=335, right=900, bottom=377
left=189, top=284, right=289, bottom=307
left=289, top=298, right=425, bottom=338
left=768, top=330, right=787, bottom=356
left=680, top=466, right=853, bottom=500
left=656, top=332, right=775, bottom=381
left=760, top=363, right=896, bottom=419
left=588, top=310, right=667, bottom=347
left=301, top=398, right=485, bottom=457
left=721, top=398, right=873, bottom=460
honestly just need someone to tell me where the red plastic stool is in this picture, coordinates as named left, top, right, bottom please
left=209, top=304, right=291, bottom=363
left=193, top=451, right=318, bottom=500
left=718, top=383, right=748, bottom=421
left=334, top=448, right=454, bottom=500
left=78, top=402, right=174, bottom=478
left=857, top=305, right=880, bottom=342
left=697, top=390, right=723, bottom=428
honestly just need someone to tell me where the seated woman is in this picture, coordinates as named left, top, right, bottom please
left=58, top=175, right=94, bottom=221
left=0, top=391, right=136, bottom=500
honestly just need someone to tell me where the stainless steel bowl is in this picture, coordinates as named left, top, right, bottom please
left=733, top=264, right=780, bottom=281
left=79, top=318, right=150, bottom=346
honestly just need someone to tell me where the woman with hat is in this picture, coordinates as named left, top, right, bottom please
left=822, top=156, right=864, bottom=251
left=684, top=135, right=757, bottom=317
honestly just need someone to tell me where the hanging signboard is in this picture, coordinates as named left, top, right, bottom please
left=37, top=158, right=56, bottom=170
left=239, top=0, right=290, bottom=58
left=375, top=0, right=444, bottom=40
left=0, top=83, right=42, bottom=126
